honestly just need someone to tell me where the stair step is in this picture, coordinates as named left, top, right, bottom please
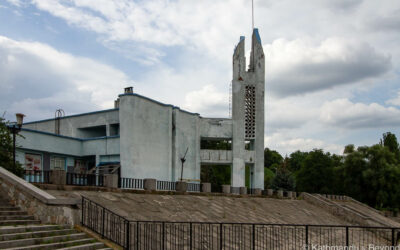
left=57, top=242, right=108, bottom=250
left=0, top=229, right=76, bottom=241
left=0, top=220, right=40, bottom=225
left=0, top=233, right=88, bottom=248
left=0, top=224, right=70, bottom=234
left=0, top=215, right=35, bottom=220
left=0, top=207, right=20, bottom=211
left=0, top=211, right=28, bottom=215
left=4, top=238, right=97, bottom=250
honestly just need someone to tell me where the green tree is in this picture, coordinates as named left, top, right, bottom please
left=264, top=148, right=283, bottom=169
left=287, top=150, right=308, bottom=174
left=0, top=117, right=24, bottom=177
left=271, top=166, right=295, bottom=191
left=380, top=132, right=400, bottom=161
left=296, top=149, right=334, bottom=194
left=264, top=167, right=275, bottom=189
left=343, top=144, right=355, bottom=154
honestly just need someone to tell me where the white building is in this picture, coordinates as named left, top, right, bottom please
left=17, top=29, right=265, bottom=190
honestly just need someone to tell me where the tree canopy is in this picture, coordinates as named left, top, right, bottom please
left=264, top=132, right=400, bottom=212
left=0, top=117, right=24, bottom=177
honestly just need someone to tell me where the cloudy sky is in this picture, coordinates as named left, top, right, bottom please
left=1, top=0, right=400, bottom=156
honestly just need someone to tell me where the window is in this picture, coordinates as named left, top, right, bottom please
left=74, top=160, right=86, bottom=173
left=25, top=153, right=42, bottom=171
left=50, top=157, right=65, bottom=170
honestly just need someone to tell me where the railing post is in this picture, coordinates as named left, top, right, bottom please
left=125, top=221, right=130, bottom=250
left=220, top=223, right=223, bottom=250
left=81, top=196, right=84, bottom=226
left=162, top=222, right=165, bottom=250
left=190, top=222, right=192, bottom=250
left=252, top=224, right=255, bottom=250
left=305, top=225, right=309, bottom=247
left=392, top=228, right=395, bottom=246
left=136, top=222, right=139, bottom=250
left=345, top=226, right=349, bottom=246
left=101, top=207, right=105, bottom=238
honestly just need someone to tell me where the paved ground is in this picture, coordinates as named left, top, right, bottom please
left=48, top=190, right=352, bottom=225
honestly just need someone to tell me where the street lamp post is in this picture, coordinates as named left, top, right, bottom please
left=9, top=113, right=25, bottom=169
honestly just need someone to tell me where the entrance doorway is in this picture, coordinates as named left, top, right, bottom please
left=245, top=165, right=254, bottom=189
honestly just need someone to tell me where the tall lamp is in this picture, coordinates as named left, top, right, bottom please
left=9, top=113, right=25, bottom=169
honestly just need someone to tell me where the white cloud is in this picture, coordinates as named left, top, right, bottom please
left=265, top=133, right=343, bottom=156
left=0, top=36, right=132, bottom=121
left=386, top=91, right=400, bottom=106
left=6, top=0, right=23, bottom=7
left=320, top=98, right=400, bottom=129
left=266, top=37, right=391, bottom=96
left=183, top=85, right=228, bottom=118
left=29, top=0, right=249, bottom=64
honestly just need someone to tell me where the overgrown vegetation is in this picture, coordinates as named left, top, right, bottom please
left=0, top=117, right=24, bottom=177
left=265, top=132, right=400, bottom=212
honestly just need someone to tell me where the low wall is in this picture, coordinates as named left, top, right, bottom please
left=0, top=167, right=80, bottom=225
left=301, top=193, right=388, bottom=227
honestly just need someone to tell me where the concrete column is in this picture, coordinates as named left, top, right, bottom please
left=176, top=181, right=188, bottom=192
left=201, top=183, right=211, bottom=193
left=104, top=174, right=118, bottom=188
left=222, top=185, right=231, bottom=194
left=267, top=189, right=274, bottom=196
left=287, top=191, right=292, bottom=199
left=51, top=170, right=66, bottom=185
left=292, top=192, right=297, bottom=199
left=144, top=179, right=156, bottom=191
left=106, top=123, right=111, bottom=136
left=239, top=187, right=247, bottom=195
left=277, top=190, right=283, bottom=198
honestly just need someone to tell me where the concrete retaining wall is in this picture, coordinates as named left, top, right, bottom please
left=0, top=167, right=80, bottom=225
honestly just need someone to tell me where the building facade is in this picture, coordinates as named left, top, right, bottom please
left=16, top=29, right=265, bottom=189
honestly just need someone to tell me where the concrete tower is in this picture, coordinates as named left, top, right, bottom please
left=232, top=28, right=265, bottom=189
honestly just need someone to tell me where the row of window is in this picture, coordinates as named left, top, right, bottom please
left=24, top=153, right=85, bottom=172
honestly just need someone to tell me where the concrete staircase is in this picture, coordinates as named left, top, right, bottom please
left=0, top=198, right=112, bottom=250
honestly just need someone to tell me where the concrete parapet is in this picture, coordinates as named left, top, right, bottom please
left=50, top=170, right=66, bottom=186
left=239, top=187, right=247, bottom=195
left=222, top=185, right=231, bottom=194
left=0, top=167, right=79, bottom=225
left=267, top=189, right=274, bottom=196
left=277, top=190, right=283, bottom=198
left=143, top=179, right=156, bottom=191
left=104, top=174, right=118, bottom=188
left=201, top=183, right=211, bottom=193
left=253, top=188, right=262, bottom=195
left=175, top=181, right=188, bottom=192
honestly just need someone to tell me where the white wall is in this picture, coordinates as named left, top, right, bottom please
left=119, top=94, right=173, bottom=180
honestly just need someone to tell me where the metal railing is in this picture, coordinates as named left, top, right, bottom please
left=82, top=196, right=129, bottom=247
left=81, top=196, right=400, bottom=249
left=187, top=183, right=201, bottom=192
left=156, top=180, right=175, bottom=191
left=66, top=173, right=104, bottom=186
left=120, top=178, right=143, bottom=190
left=24, top=170, right=51, bottom=184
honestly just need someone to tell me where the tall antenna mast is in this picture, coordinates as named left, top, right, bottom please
left=252, top=0, right=254, bottom=30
